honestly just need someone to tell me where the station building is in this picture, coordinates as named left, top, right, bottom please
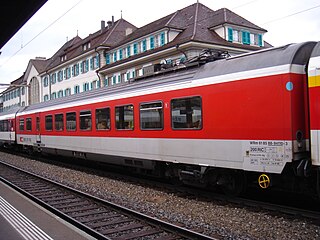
left=1, top=2, right=269, bottom=111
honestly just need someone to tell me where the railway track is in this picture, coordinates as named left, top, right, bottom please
left=0, top=161, right=215, bottom=240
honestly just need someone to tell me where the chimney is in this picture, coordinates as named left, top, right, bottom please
left=101, top=20, right=105, bottom=31
left=112, top=16, right=114, bottom=25
left=107, top=21, right=112, bottom=28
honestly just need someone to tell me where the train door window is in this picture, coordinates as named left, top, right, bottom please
left=45, top=115, right=53, bottom=131
left=96, top=108, right=110, bottom=130
left=115, top=105, right=134, bottom=130
left=171, top=96, right=202, bottom=129
left=140, top=102, right=163, bottom=130
left=80, top=110, right=92, bottom=131
left=66, top=112, right=76, bottom=131
left=55, top=114, right=64, bottom=131
left=3, top=120, right=9, bottom=132
left=19, top=119, right=24, bottom=131
left=26, top=118, right=32, bottom=131
left=36, top=117, right=40, bottom=131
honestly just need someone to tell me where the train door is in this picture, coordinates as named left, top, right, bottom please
left=36, top=113, right=41, bottom=143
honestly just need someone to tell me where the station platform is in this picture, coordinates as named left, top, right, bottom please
left=0, top=181, right=96, bottom=240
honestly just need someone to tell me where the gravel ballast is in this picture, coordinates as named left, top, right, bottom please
left=0, top=152, right=319, bottom=240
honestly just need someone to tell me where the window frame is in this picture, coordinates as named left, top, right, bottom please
left=54, top=113, right=64, bottom=131
left=66, top=112, right=77, bottom=131
left=26, top=118, right=32, bottom=131
left=115, top=104, right=134, bottom=130
left=19, top=118, right=24, bottom=131
left=79, top=110, right=92, bottom=131
left=170, top=96, right=202, bottom=130
left=95, top=107, right=111, bottom=131
left=45, top=115, right=53, bottom=131
left=140, top=101, right=163, bottom=130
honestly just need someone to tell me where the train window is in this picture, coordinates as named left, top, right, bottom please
left=171, top=96, right=202, bottom=129
left=55, top=114, right=64, bottom=131
left=96, top=108, right=110, bottom=130
left=66, top=112, right=76, bottom=131
left=26, top=118, right=32, bottom=131
left=2, top=120, right=9, bottom=132
left=0, top=121, right=3, bottom=131
left=19, top=119, right=24, bottom=131
left=140, top=102, right=163, bottom=130
left=115, top=105, right=134, bottom=130
left=80, top=110, right=92, bottom=131
left=45, top=115, right=53, bottom=131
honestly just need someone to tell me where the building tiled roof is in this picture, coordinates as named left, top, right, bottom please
left=30, top=58, right=48, bottom=73
left=43, top=19, right=137, bottom=73
left=209, top=8, right=267, bottom=32
left=99, top=2, right=269, bottom=72
left=2, top=74, right=24, bottom=93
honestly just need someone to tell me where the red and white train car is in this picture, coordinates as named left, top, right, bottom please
left=0, top=107, right=17, bottom=147
left=6, top=41, right=320, bottom=196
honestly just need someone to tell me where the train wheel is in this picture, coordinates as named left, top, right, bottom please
left=219, top=170, right=246, bottom=196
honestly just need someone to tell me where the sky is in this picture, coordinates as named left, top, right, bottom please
left=0, top=0, right=319, bottom=90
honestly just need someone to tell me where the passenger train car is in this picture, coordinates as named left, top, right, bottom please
left=1, top=41, right=320, bottom=197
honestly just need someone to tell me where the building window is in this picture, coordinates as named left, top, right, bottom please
left=55, top=114, right=64, bottom=131
left=51, top=73, right=56, bottom=84
left=115, top=105, right=134, bottom=130
left=104, top=77, right=108, bottom=87
left=80, top=110, right=92, bottom=131
left=96, top=108, right=110, bottom=130
left=58, top=70, right=63, bottom=82
left=150, top=36, right=154, bottom=49
left=66, top=67, right=71, bottom=79
left=66, top=112, right=76, bottom=131
left=43, top=76, right=48, bottom=87
left=74, top=85, right=80, bottom=94
left=45, top=115, right=53, bottom=131
left=51, top=92, right=56, bottom=100
left=113, top=52, right=117, bottom=62
left=44, top=95, right=49, bottom=101
left=140, top=102, right=163, bottom=130
left=94, top=55, right=100, bottom=69
left=127, top=45, right=131, bottom=57
left=65, top=88, right=71, bottom=96
left=83, top=82, right=90, bottom=91
left=58, top=90, right=63, bottom=98
left=171, top=96, right=202, bottom=129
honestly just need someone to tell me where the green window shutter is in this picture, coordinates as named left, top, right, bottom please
left=258, top=34, right=263, bottom=46
left=150, top=36, right=154, bottom=49
left=228, top=28, right=233, bottom=42
left=242, top=31, right=250, bottom=45
left=86, top=59, right=89, bottom=72
left=80, top=62, right=83, bottom=73
left=133, top=43, right=138, bottom=55
left=106, top=54, right=110, bottom=64
left=160, top=32, right=165, bottom=46
left=142, top=39, right=147, bottom=52
left=127, top=46, right=131, bottom=57
left=96, top=54, right=100, bottom=68
left=119, top=49, right=123, bottom=60
left=90, top=58, right=93, bottom=70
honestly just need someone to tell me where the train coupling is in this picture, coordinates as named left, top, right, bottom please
left=258, top=174, right=271, bottom=189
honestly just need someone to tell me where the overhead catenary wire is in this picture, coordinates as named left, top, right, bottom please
left=0, top=0, right=83, bottom=69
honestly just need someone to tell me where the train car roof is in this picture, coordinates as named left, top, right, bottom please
left=0, top=106, right=22, bottom=120
left=310, top=42, right=320, bottom=58
left=17, top=41, right=317, bottom=115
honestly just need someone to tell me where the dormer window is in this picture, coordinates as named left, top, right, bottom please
left=83, top=42, right=91, bottom=51
left=227, top=27, right=263, bottom=47
left=60, top=55, right=67, bottom=62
